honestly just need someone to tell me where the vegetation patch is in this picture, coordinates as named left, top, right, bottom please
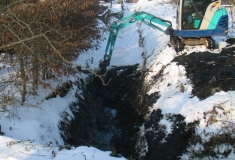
left=185, top=103, right=235, bottom=159
left=0, top=0, right=104, bottom=104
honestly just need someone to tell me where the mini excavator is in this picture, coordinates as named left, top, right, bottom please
left=99, top=0, right=228, bottom=70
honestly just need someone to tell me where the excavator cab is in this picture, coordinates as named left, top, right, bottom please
left=179, top=0, right=205, bottom=30
left=173, top=0, right=228, bottom=51
left=177, top=0, right=228, bottom=32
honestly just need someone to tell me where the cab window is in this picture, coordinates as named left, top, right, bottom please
left=182, top=0, right=207, bottom=30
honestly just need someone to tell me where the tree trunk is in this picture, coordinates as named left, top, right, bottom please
left=18, top=46, right=26, bottom=104
left=32, top=54, right=38, bottom=94
left=41, top=52, right=46, bottom=80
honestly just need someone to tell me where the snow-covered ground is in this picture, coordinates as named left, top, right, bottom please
left=0, top=0, right=235, bottom=159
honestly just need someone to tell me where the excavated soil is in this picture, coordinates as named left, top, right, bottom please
left=173, top=38, right=235, bottom=99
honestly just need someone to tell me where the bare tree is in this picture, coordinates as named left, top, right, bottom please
left=0, top=0, right=103, bottom=105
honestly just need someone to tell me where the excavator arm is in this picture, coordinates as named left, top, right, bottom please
left=99, top=11, right=173, bottom=69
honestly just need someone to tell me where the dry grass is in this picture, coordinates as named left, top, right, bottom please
left=179, top=83, right=185, bottom=92
left=188, top=103, right=235, bottom=159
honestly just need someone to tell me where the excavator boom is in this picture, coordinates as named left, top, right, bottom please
left=99, top=11, right=173, bottom=69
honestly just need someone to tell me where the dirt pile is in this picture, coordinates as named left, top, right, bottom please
left=173, top=39, right=235, bottom=99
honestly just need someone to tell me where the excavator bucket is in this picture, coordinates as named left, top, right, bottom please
left=98, top=58, right=110, bottom=74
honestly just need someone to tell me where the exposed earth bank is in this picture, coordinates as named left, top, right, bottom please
left=59, top=39, right=235, bottom=160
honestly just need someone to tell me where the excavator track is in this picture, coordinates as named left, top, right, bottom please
left=170, top=36, right=185, bottom=52
left=205, top=37, right=215, bottom=50
left=180, top=37, right=216, bottom=50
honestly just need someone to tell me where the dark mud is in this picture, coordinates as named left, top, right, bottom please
left=142, top=110, right=197, bottom=160
left=173, top=38, right=235, bottom=99
left=59, top=64, right=147, bottom=151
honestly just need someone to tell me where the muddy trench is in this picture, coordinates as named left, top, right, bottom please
left=59, top=64, right=149, bottom=156
left=59, top=62, right=197, bottom=159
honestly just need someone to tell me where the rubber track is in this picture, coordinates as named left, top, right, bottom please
left=205, top=37, right=215, bottom=50
left=170, top=36, right=185, bottom=52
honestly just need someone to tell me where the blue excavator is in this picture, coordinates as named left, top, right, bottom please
left=99, top=0, right=228, bottom=69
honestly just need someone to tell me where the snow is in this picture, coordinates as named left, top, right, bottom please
left=1, top=0, right=235, bottom=159
left=0, top=136, right=125, bottom=160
